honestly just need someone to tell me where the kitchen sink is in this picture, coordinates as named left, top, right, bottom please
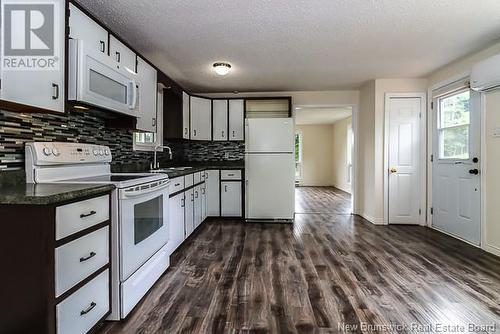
left=150, top=167, right=193, bottom=173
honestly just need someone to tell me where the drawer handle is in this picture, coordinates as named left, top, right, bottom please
left=80, top=252, right=96, bottom=262
left=99, top=40, right=105, bottom=53
left=80, top=210, right=96, bottom=218
left=228, top=173, right=235, bottom=176
left=174, top=183, right=181, bottom=187
left=195, top=191, right=199, bottom=198
left=80, top=302, right=97, bottom=316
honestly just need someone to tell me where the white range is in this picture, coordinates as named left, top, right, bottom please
left=25, top=142, right=171, bottom=320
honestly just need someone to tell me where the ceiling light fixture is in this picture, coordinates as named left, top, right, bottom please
left=213, top=62, right=231, bottom=76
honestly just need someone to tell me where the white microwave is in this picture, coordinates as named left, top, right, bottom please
left=68, top=39, right=139, bottom=116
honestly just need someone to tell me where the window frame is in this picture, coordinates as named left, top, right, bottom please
left=295, top=130, right=303, bottom=182
left=133, top=85, right=164, bottom=152
left=436, top=88, right=471, bottom=161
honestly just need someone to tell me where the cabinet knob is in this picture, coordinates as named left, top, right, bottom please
left=222, top=130, right=225, bottom=137
left=152, top=118, right=156, bottom=127
left=193, top=129, right=197, bottom=136
left=115, top=51, right=121, bottom=62
left=232, top=130, right=235, bottom=137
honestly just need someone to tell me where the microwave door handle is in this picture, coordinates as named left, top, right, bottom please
left=128, top=80, right=137, bottom=109
left=123, top=182, right=169, bottom=198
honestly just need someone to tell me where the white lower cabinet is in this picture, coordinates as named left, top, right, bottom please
left=221, top=181, right=242, bottom=217
left=56, top=269, right=109, bottom=334
left=206, top=170, right=220, bottom=216
left=168, top=192, right=185, bottom=254
left=194, top=185, right=202, bottom=228
left=184, top=188, right=194, bottom=237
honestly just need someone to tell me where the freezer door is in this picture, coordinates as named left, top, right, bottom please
left=245, top=118, right=294, bottom=153
left=245, top=153, right=295, bottom=220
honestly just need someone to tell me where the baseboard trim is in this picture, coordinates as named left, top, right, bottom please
left=357, top=212, right=386, bottom=225
left=483, top=243, right=500, bottom=257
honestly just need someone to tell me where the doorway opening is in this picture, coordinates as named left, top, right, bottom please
left=294, top=105, right=355, bottom=215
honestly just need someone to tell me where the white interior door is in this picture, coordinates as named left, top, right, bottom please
left=388, top=97, right=422, bottom=224
left=432, top=88, right=481, bottom=245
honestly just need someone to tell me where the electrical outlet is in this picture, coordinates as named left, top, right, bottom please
left=224, top=152, right=230, bottom=159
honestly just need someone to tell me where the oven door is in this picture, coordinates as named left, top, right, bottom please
left=119, top=180, right=169, bottom=281
left=69, top=39, right=139, bottom=116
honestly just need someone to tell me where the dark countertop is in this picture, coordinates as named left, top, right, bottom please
left=150, top=162, right=244, bottom=178
left=0, top=183, right=115, bottom=205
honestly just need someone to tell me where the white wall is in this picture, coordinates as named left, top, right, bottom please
left=427, top=40, right=500, bottom=257
left=332, top=117, right=352, bottom=193
left=296, top=124, right=334, bottom=186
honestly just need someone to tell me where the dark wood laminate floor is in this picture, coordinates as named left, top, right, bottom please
left=98, top=187, right=500, bottom=334
left=295, top=186, right=352, bottom=215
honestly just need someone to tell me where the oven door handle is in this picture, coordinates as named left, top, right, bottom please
left=122, top=182, right=169, bottom=198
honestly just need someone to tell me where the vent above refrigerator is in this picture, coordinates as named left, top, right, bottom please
left=245, top=98, right=291, bottom=118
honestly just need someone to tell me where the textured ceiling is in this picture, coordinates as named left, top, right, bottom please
left=76, top=0, right=500, bottom=92
left=296, top=107, right=352, bottom=125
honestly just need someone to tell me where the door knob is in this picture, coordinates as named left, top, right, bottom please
left=469, top=169, right=479, bottom=175
left=390, top=167, right=397, bottom=173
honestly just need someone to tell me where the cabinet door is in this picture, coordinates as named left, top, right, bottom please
left=201, top=183, right=207, bottom=221
left=206, top=170, right=220, bottom=216
left=184, top=189, right=194, bottom=237
left=221, top=182, right=242, bottom=217
left=69, top=3, right=108, bottom=54
left=213, top=100, right=228, bottom=141
left=182, top=92, right=190, bottom=139
left=136, top=57, right=158, bottom=132
left=168, top=193, right=185, bottom=254
left=109, top=35, right=136, bottom=74
left=0, top=0, right=66, bottom=112
left=229, top=99, right=244, bottom=140
left=194, top=185, right=202, bottom=228
left=190, top=96, right=212, bottom=140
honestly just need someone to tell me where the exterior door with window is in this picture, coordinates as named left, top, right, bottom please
left=432, top=86, right=481, bottom=245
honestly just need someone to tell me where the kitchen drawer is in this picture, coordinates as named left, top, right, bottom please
left=170, top=176, right=185, bottom=194
left=221, top=170, right=242, bottom=180
left=56, top=269, right=109, bottom=334
left=55, top=227, right=109, bottom=297
left=194, top=172, right=202, bottom=184
left=56, top=195, right=109, bottom=240
left=184, top=174, right=194, bottom=188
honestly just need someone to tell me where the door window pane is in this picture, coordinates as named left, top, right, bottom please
left=438, top=90, right=470, bottom=160
left=134, top=195, right=163, bottom=244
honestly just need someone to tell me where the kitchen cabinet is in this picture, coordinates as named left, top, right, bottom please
left=190, top=96, right=212, bottom=140
left=221, top=181, right=242, bottom=217
left=183, top=92, right=190, bottom=139
left=0, top=191, right=112, bottom=334
left=0, top=0, right=66, bottom=113
left=194, top=185, right=202, bottom=228
left=109, top=35, right=136, bottom=74
left=69, top=3, right=108, bottom=55
left=136, top=57, right=158, bottom=132
left=184, top=188, right=194, bottom=237
left=206, top=170, right=220, bottom=216
left=213, top=100, right=228, bottom=141
left=201, top=183, right=208, bottom=220
left=168, top=192, right=185, bottom=254
left=229, top=99, right=245, bottom=140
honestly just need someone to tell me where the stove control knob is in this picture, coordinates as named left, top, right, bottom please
left=93, top=149, right=98, bottom=156
left=42, top=147, right=52, bottom=156
left=99, top=149, right=104, bottom=156
left=104, top=149, right=110, bottom=156
left=52, top=148, right=60, bottom=156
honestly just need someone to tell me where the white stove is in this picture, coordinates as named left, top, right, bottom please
left=25, top=142, right=171, bottom=320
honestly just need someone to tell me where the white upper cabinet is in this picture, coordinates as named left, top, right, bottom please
left=229, top=99, right=245, bottom=140
left=0, top=0, right=66, bottom=112
left=213, top=100, right=228, bottom=141
left=69, top=3, right=108, bottom=55
left=182, top=92, right=190, bottom=139
left=136, top=57, right=157, bottom=132
left=109, top=35, right=136, bottom=74
left=190, top=96, right=212, bottom=140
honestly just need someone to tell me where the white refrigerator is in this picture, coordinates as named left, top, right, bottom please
left=245, top=118, right=295, bottom=222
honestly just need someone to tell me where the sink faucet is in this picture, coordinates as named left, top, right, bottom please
left=152, top=145, right=172, bottom=170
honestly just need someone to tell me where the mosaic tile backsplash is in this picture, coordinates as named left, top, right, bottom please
left=0, top=109, right=244, bottom=172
